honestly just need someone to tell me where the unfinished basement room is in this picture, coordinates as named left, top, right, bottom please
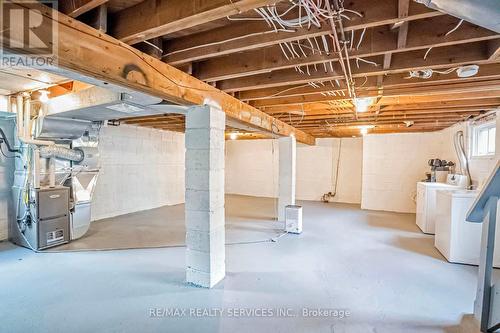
left=1, top=0, right=500, bottom=332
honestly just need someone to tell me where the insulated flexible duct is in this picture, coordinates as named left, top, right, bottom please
left=453, top=130, right=472, bottom=189
left=39, top=145, right=84, bottom=162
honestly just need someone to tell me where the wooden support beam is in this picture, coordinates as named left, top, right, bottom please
left=59, top=0, right=108, bottom=18
left=163, top=0, right=443, bottom=65
left=219, top=41, right=491, bottom=92
left=251, top=89, right=500, bottom=108
left=110, top=0, right=280, bottom=45
left=3, top=2, right=315, bottom=145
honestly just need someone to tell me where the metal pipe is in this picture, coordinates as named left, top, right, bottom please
left=453, top=130, right=472, bottom=189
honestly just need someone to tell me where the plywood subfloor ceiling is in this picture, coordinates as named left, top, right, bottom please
left=60, top=0, right=500, bottom=137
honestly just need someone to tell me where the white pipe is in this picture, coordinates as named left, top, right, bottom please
left=23, top=96, right=29, bottom=139
left=33, top=148, right=41, bottom=189
left=14, top=95, right=54, bottom=146
left=49, top=158, right=55, bottom=188
left=16, top=95, right=24, bottom=139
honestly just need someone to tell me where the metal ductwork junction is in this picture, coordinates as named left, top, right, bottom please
left=46, top=86, right=189, bottom=121
left=415, top=0, right=500, bottom=33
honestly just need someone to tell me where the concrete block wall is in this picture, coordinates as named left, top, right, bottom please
left=361, top=113, right=499, bottom=213
left=361, top=132, right=443, bottom=213
left=296, top=138, right=363, bottom=203
left=225, top=139, right=279, bottom=198
left=91, top=125, right=185, bottom=221
left=438, top=120, right=499, bottom=189
left=225, top=137, right=363, bottom=203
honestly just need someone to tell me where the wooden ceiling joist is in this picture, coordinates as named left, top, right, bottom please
left=27, top=0, right=500, bottom=136
left=218, top=41, right=492, bottom=92
left=196, top=17, right=499, bottom=82
left=260, top=99, right=500, bottom=115
left=163, top=0, right=443, bottom=65
left=251, top=89, right=500, bottom=108
left=111, top=0, right=280, bottom=45
left=238, top=75, right=500, bottom=101
left=59, top=0, right=108, bottom=18
left=3, top=2, right=314, bottom=145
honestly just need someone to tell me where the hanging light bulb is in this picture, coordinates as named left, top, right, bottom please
left=358, top=125, right=375, bottom=136
left=353, top=97, right=374, bottom=113
left=38, top=90, right=50, bottom=103
left=230, top=132, right=238, bottom=140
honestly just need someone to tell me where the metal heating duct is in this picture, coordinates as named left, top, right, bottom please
left=453, top=130, right=472, bottom=189
left=415, top=0, right=500, bottom=33
left=39, top=145, right=84, bottom=162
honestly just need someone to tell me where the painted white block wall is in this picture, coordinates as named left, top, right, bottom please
left=225, top=139, right=279, bottom=198
left=91, top=125, right=185, bottom=221
left=361, top=132, right=443, bottom=213
left=297, top=138, right=363, bottom=203
left=438, top=119, right=499, bottom=189
left=361, top=113, right=499, bottom=213
left=225, top=137, right=363, bottom=203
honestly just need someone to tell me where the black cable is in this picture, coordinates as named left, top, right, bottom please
left=0, top=128, right=19, bottom=153
left=0, top=144, right=17, bottom=158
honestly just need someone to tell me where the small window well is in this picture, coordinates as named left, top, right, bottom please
left=471, top=121, right=496, bottom=157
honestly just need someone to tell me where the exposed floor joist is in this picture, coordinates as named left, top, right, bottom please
left=111, top=0, right=280, bottom=45
left=3, top=2, right=314, bottom=145
left=49, top=0, right=500, bottom=137
left=59, top=0, right=108, bottom=17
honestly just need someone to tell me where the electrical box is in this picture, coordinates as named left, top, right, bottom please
left=285, top=205, right=302, bottom=234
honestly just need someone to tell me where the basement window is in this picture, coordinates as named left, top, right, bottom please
left=471, top=121, right=496, bottom=157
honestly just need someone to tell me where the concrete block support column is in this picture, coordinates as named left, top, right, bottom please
left=278, top=136, right=296, bottom=221
left=185, top=105, right=226, bottom=288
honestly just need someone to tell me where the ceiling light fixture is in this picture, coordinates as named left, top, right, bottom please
left=358, top=125, right=375, bottom=136
left=230, top=132, right=238, bottom=140
left=353, top=97, right=374, bottom=113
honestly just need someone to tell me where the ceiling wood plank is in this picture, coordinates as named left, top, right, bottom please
left=251, top=89, right=500, bottom=108
left=110, top=0, right=280, bottom=45
left=218, top=41, right=492, bottom=92
left=59, top=0, right=108, bottom=18
left=259, top=99, right=500, bottom=114
left=163, top=0, right=443, bottom=65
left=4, top=1, right=315, bottom=145
left=197, top=17, right=499, bottom=82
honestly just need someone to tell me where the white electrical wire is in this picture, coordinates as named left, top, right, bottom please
left=356, top=28, right=366, bottom=50
left=445, top=19, right=464, bottom=36
left=355, top=57, right=379, bottom=68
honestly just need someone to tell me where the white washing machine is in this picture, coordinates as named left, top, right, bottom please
left=415, top=174, right=468, bottom=234
left=435, top=189, right=500, bottom=267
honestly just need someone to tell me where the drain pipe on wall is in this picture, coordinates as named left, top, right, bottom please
left=322, top=139, right=342, bottom=202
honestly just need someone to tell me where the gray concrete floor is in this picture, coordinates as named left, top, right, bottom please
left=54, top=195, right=284, bottom=251
left=0, top=195, right=496, bottom=333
